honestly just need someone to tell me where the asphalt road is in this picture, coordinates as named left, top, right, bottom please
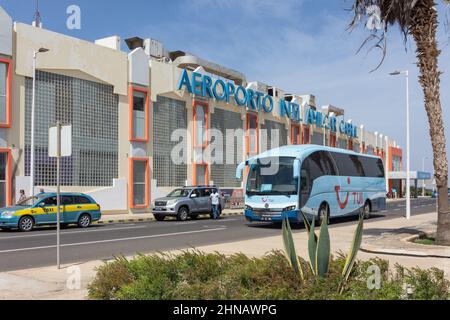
left=0, top=198, right=438, bottom=272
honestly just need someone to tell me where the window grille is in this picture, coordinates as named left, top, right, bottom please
left=25, top=71, right=119, bottom=187
left=153, top=96, right=187, bottom=187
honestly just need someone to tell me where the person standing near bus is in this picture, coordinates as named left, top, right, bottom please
left=210, top=189, right=220, bottom=220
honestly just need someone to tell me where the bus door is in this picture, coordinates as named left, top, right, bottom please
left=300, top=165, right=311, bottom=209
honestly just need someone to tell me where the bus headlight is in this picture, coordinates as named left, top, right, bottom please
left=245, top=205, right=253, bottom=211
left=283, top=206, right=296, bottom=212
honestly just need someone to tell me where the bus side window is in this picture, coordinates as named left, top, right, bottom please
left=320, top=151, right=337, bottom=176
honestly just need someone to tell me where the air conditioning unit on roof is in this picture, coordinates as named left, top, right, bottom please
left=144, top=38, right=163, bottom=58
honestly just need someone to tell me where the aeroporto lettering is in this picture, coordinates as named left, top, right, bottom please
left=178, top=69, right=358, bottom=138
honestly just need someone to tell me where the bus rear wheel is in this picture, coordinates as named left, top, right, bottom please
left=318, top=203, right=330, bottom=225
left=362, top=201, right=371, bottom=220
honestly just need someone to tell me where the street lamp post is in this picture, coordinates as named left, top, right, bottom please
left=30, top=48, right=49, bottom=199
left=390, top=70, right=410, bottom=220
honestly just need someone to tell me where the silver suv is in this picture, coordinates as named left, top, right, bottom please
left=152, top=186, right=226, bottom=221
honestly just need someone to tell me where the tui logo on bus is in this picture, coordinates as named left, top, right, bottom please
left=335, top=178, right=351, bottom=210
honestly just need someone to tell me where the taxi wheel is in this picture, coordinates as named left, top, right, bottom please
left=18, top=216, right=35, bottom=232
left=78, top=214, right=92, bottom=228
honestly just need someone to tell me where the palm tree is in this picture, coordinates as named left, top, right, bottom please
left=348, top=0, right=450, bottom=245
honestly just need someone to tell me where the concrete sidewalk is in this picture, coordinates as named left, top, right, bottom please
left=1, top=210, right=448, bottom=300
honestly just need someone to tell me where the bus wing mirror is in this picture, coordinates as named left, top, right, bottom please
left=236, top=161, right=248, bottom=180
left=293, top=159, right=301, bottom=179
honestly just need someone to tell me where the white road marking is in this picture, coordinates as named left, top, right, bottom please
left=394, top=209, right=401, bottom=211
left=0, top=227, right=227, bottom=254
left=0, top=225, right=148, bottom=240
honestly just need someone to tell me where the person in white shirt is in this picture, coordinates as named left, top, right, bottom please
left=210, top=189, right=221, bottom=220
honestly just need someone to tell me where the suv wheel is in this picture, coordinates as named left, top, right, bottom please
left=177, top=207, right=189, bottom=221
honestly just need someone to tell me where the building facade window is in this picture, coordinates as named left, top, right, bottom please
left=129, top=158, right=149, bottom=209
left=129, top=86, right=149, bottom=142
left=246, top=113, right=259, bottom=157
left=310, top=130, right=324, bottom=145
left=330, top=133, right=337, bottom=147
left=193, top=100, right=209, bottom=186
left=0, top=58, right=11, bottom=128
left=302, top=126, right=310, bottom=144
left=353, top=142, right=361, bottom=153
left=291, top=124, right=301, bottom=145
left=153, top=96, right=187, bottom=187
left=337, top=137, right=347, bottom=149
left=392, top=155, right=402, bottom=172
left=0, top=149, right=11, bottom=207
left=348, top=139, right=354, bottom=151
left=366, top=145, right=375, bottom=155
left=261, top=120, right=288, bottom=152
left=361, top=142, right=366, bottom=154
left=25, top=71, right=119, bottom=187
left=210, top=108, right=243, bottom=188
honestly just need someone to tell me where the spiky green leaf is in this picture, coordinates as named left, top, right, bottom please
left=315, top=215, right=331, bottom=278
left=300, top=210, right=318, bottom=242
left=341, top=213, right=364, bottom=284
left=308, top=217, right=317, bottom=274
left=282, top=217, right=304, bottom=280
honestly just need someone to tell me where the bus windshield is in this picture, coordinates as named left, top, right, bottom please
left=246, top=157, right=298, bottom=197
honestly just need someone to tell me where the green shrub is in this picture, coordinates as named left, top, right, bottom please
left=88, top=250, right=450, bottom=300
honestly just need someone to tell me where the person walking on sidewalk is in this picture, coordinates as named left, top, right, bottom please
left=210, top=189, right=221, bottom=220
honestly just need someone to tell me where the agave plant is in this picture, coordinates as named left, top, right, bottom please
left=282, top=210, right=364, bottom=292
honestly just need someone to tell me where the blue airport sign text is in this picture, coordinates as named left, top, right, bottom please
left=178, top=69, right=358, bottom=138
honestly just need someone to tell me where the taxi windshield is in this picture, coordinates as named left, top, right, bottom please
left=16, top=194, right=47, bottom=206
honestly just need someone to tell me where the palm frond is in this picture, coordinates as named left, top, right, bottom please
left=348, top=0, right=423, bottom=71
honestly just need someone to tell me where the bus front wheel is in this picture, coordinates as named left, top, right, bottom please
left=318, top=203, right=330, bottom=225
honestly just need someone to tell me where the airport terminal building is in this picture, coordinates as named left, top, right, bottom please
left=0, top=6, right=404, bottom=213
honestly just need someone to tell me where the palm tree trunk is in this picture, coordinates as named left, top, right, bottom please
left=410, top=0, right=450, bottom=245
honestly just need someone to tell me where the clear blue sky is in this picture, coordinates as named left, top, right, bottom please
left=1, top=0, right=450, bottom=183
